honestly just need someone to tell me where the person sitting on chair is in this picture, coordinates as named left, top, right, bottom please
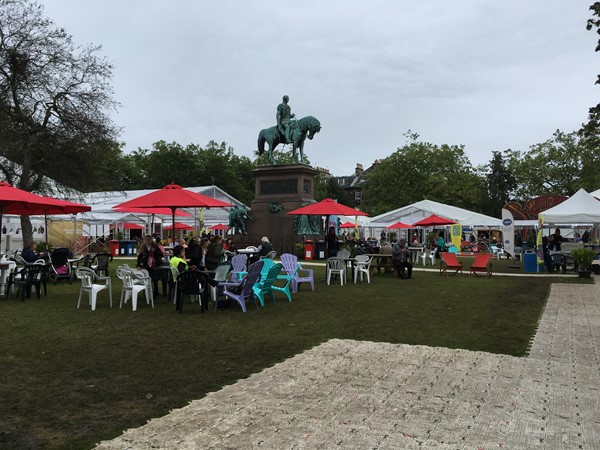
left=257, top=236, right=273, bottom=257
left=392, top=242, right=414, bottom=279
left=22, top=241, right=44, bottom=263
left=170, top=245, right=196, bottom=272
left=377, top=241, right=393, bottom=273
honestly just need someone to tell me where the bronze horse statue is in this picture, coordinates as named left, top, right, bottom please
left=257, top=115, right=321, bottom=164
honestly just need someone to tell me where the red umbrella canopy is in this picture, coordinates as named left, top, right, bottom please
left=412, top=214, right=456, bottom=226
left=340, top=221, right=360, bottom=228
left=0, top=182, right=66, bottom=214
left=111, top=222, right=144, bottom=230
left=164, top=222, right=194, bottom=231
left=112, top=206, right=193, bottom=217
left=209, top=223, right=229, bottom=230
left=0, top=182, right=89, bottom=248
left=287, top=198, right=368, bottom=217
left=385, top=221, right=412, bottom=230
left=114, top=184, right=232, bottom=210
left=113, top=184, right=232, bottom=240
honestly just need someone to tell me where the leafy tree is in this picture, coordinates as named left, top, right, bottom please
left=479, top=150, right=518, bottom=216
left=580, top=2, right=600, bottom=148
left=361, top=133, right=485, bottom=216
left=0, top=0, right=121, bottom=244
left=510, top=130, right=600, bottom=198
left=124, top=140, right=256, bottom=205
left=313, top=175, right=347, bottom=203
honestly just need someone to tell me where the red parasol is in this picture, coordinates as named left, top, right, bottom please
left=340, top=221, right=360, bottom=229
left=209, top=223, right=229, bottom=231
left=111, top=222, right=145, bottom=230
left=287, top=199, right=368, bottom=255
left=0, top=182, right=91, bottom=248
left=412, top=214, right=456, bottom=227
left=112, top=206, right=193, bottom=217
left=287, top=198, right=368, bottom=217
left=385, top=221, right=412, bottom=230
left=164, top=222, right=194, bottom=231
left=113, top=184, right=232, bottom=241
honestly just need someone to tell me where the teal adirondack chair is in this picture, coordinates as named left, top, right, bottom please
left=273, top=263, right=299, bottom=302
left=253, top=263, right=283, bottom=307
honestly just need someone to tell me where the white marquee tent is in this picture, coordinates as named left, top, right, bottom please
left=367, top=199, right=502, bottom=228
left=539, top=188, right=600, bottom=225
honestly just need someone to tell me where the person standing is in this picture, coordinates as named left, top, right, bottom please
left=205, top=235, right=225, bottom=270
left=552, top=228, right=563, bottom=252
left=326, top=226, right=339, bottom=258
left=137, top=234, right=164, bottom=295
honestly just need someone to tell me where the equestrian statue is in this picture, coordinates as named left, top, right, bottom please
left=257, top=95, right=321, bottom=165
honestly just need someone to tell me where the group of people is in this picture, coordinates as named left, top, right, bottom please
left=134, top=233, right=278, bottom=298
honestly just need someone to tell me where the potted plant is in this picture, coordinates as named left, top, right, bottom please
left=571, top=248, right=596, bottom=278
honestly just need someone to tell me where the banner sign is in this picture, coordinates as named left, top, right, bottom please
left=501, top=209, right=515, bottom=258
left=536, top=215, right=544, bottom=268
left=451, top=223, right=462, bottom=250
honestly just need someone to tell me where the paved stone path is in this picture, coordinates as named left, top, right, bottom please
left=95, top=281, right=600, bottom=449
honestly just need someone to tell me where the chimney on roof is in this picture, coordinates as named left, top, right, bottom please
left=355, top=163, right=363, bottom=176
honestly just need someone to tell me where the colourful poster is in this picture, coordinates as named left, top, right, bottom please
left=451, top=223, right=462, bottom=250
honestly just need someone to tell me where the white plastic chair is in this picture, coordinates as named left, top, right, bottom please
left=76, top=267, right=112, bottom=311
left=337, top=248, right=351, bottom=259
left=211, top=263, right=231, bottom=302
left=327, top=258, right=346, bottom=286
left=492, top=246, right=505, bottom=260
left=420, top=249, right=428, bottom=266
left=353, top=255, right=372, bottom=283
left=428, top=249, right=436, bottom=265
left=116, top=267, right=151, bottom=311
left=131, top=268, right=154, bottom=307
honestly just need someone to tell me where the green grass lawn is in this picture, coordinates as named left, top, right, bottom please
left=0, top=260, right=582, bottom=449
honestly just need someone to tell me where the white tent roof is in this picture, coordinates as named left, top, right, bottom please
left=366, top=199, right=501, bottom=227
left=591, top=188, right=600, bottom=199
left=539, top=188, right=600, bottom=225
left=81, top=185, right=245, bottom=227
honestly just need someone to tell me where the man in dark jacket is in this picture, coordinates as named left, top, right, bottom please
left=392, top=242, right=414, bottom=279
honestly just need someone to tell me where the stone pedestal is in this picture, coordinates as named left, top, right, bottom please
left=242, top=164, right=318, bottom=254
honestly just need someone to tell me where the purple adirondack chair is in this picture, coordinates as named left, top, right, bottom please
left=222, top=260, right=264, bottom=312
left=280, top=253, right=314, bottom=293
left=229, top=253, right=248, bottom=281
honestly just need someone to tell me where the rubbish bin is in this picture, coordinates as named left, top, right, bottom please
left=131, top=240, right=138, bottom=255
left=524, top=252, right=543, bottom=273
left=315, top=240, right=326, bottom=260
left=119, top=241, right=126, bottom=256
left=304, top=240, right=314, bottom=260
left=124, top=241, right=133, bottom=256
left=109, top=240, right=120, bottom=257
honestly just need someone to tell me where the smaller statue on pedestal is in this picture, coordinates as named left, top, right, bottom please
left=227, top=205, right=255, bottom=235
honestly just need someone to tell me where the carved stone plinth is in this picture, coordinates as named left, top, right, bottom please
left=242, top=164, right=318, bottom=253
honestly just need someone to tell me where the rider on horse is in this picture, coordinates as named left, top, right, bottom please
left=276, top=95, right=297, bottom=144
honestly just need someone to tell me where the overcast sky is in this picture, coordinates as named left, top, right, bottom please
left=42, top=1, right=597, bottom=176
